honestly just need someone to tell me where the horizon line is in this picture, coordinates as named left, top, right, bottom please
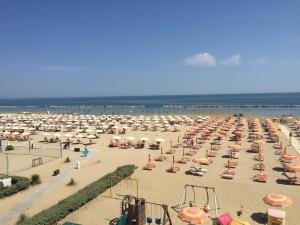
left=0, top=91, right=299, bottom=100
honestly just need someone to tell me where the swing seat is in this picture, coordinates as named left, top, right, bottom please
left=155, top=218, right=162, bottom=224
left=146, top=217, right=153, bottom=224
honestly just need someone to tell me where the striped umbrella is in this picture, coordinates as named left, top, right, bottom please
left=178, top=207, right=208, bottom=224
left=281, top=154, right=297, bottom=161
left=263, top=194, right=292, bottom=207
left=286, top=164, right=300, bottom=172
left=192, top=158, right=210, bottom=165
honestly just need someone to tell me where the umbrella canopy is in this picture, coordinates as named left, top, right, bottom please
left=178, top=207, right=208, bottom=224
left=192, top=158, right=210, bottom=165
left=113, top=136, right=122, bottom=140
left=140, top=137, right=149, bottom=141
left=155, top=138, right=165, bottom=143
left=281, top=154, right=297, bottom=161
left=126, top=136, right=135, bottom=141
left=263, top=194, right=293, bottom=207
left=286, top=164, right=300, bottom=172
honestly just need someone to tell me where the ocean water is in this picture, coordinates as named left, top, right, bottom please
left=0, top=93, right=300, bottom=116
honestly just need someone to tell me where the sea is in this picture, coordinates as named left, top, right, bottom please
left=0, top=93, right=300, bottom=117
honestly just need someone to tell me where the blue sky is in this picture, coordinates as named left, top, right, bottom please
left=0, top=1, right=299, bottom=98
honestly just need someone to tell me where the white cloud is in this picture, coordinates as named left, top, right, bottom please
left=254, top=57, right=267, bottom=65
left=184, top=52, right=216, bottom=67
left=221, top=54, right=241, bottom=66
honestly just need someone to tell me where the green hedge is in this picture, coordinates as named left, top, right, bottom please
left=19, top=164, right=136, bottom=225
left=0, top=176, right=30, bottom=199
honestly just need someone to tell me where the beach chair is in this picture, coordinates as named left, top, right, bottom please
left=221, top=172, right=235, bottom=179
left=230, top=218, right=250, bottom=225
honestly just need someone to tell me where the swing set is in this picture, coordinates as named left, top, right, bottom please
left=109, top=176, right=139, bottom=198
left=145, top=200, right=173, bottom=225
left=173, top=184, right=221, bottom=217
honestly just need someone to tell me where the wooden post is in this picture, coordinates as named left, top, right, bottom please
left=6, top=153, right=9, bottom=176
left=60, top=141, right=62, bottom=158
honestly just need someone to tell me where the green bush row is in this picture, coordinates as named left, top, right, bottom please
left=19, top=164, right=136, bottom=225
left=0, top=176, right=30, bottom=199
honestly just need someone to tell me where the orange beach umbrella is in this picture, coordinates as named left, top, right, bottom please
left=178, top=207, right=208, bottom=224
left=263, top=194, right=292, bottom=208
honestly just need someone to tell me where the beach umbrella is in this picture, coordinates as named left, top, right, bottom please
left=143, top=154, right=156, bottom=170
left=192, top=158, right=210, bottom=165
left=113, top=136, right=122, bottom=140
left=263, top=194, right=292, bottom=208
left=155, top=138, right=165, bottom=143
left=140, top=137, right=149, bottom=141
left=87, top=134, right=96, bottom=139
left=281, top=154, right=297, bottom=161
left=178, top=207, right=208, bottom=224
left=64, top=133, right=74, bottom=138
left=75, top=134, right=84, bottom=138
left=286, top=164, right=300, bottom=173
left=126, top=136, right=135, bottom=141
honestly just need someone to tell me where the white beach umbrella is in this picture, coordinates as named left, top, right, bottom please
left=87, top=134, right=96, bottom=139
left=155, top=138, right=165, bottom=143
left=113, top=136, right=122, bottom=140
left=140, top=137, right=149, bottom=141
left=126, top=136, right=135, bottom=141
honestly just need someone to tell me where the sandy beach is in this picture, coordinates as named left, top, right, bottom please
left=0, top=113, right=299, bottom=225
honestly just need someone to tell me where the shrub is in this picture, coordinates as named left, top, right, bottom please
left=64, top=157, right=71, bottom=163
left=0, top=176, right=30, bottom=199
left=5, top=145, right=14, bottom=151
left=67, top=178, right=76, bottom=186
left=52, top=169, right=60, bottom=176
left=30, top=174, right=41, bottom=186
left=18, top=165, right=136, bottom=225
left=16, top=214, right=28, bottom=224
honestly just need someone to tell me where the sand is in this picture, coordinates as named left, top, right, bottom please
left=0, top=115, right=299, bottom=225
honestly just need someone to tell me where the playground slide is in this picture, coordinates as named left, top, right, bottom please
left=117, top=213, right=128, bottom=225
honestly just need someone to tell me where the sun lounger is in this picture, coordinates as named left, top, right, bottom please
left=221, top=173, right=234, bottom=179
left=185, top=170, right=204, bottom=176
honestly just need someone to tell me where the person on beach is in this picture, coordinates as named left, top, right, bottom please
left=289, top=131, right=293, bottom=145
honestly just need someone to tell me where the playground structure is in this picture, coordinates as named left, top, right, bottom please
left=174, top=184, right=221, bottom=217
left=112, top=195, right=173, bottom=225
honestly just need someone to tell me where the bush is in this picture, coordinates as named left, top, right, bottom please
left=5, top=145, right=14, bottom=151
left=30, top=174, right=41, bottom=186
left=18, top=165, right=136, bottom=225
left=67, top=178, right=76, bottom=186
left=0, top=176, right=30, bottom=199
left=64, top=157, right=71, bottom=163
left=52, top=169, right=60, bottom=176
left=16, top=214, right=28, bottom=224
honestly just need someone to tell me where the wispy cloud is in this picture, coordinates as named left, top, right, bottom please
left=221, top=54, right=241, bottom=66
left=184, top=52, right=241, bottom=67
left=254, top=57, right=267, bottom=65
left=34, top=65, right=89, bottom=72
left=184, top=52, right=216, bottom=67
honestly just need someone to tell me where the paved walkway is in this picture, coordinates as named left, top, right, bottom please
left=0, top=156, right=89, bottom=225
left=278, top=124, right=300, bottom=154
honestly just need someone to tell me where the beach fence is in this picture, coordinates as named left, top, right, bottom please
left=0, top=141, right=62, bottom=175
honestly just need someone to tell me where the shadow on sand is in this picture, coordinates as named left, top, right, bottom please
left=276, top=178, right=291, bottom=185
left=272, top=166, right=284, bottom=172
left=251, top=212, right=267, bottom=224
